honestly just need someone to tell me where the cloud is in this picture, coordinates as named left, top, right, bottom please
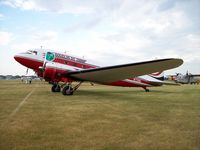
left=21, top=0, right=198, bottom=65
left=10, top=30, right=59, bottom=51
left=1, top=0, right=200, bottom=74
left=0, top=0, right=94, bottom=14
left=64, top=15, right=103, bottom=32
left=0, top=31, right=13, bottom=45
left=0, top=0, right=36, bottom=10
left=0, top=0, right=123, bottom=16
left=32, top=31, right=58, bottom=42
left=1, top=1, right=196, bottom=34
left=0, top=13, right=5, bottom=20
left=157, top=0, right=177, bottom=12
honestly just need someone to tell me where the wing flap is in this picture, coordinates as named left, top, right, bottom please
left=65, top=58, right=183, bottom=84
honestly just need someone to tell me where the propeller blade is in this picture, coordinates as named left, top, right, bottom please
left=26, top=68, right=29, bottom=75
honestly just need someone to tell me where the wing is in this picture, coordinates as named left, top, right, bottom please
left=65, top=58, right=183, bottom=84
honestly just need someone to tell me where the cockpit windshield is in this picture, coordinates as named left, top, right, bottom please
left=25, top=50, right=38, bottom=55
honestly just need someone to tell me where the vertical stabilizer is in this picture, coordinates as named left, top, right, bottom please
left=149, top=72, right=164, bottom=81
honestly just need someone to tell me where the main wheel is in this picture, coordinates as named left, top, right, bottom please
left=51, top=84, right=61, bottom=92
left=62, top=86, right=74, bottom=95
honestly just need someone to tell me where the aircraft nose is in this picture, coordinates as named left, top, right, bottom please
left=14, top=55, right=17, bottom=60
left=14, top=53, right=25, bottom=65
left=14, top=55, right=20, bottom=62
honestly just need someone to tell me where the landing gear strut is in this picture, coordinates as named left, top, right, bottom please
left=62, top=81, right=83, bottom=96
left=143, top=87, right=150, bottom=92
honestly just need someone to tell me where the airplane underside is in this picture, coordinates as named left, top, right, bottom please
left=42, top=64, right=154, bottom=95
left=50, top=80, right=151, bottom=96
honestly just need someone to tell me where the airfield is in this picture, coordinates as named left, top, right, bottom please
left=0, top=80, right=200, bottom=150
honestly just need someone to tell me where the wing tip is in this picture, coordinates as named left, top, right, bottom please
left=170, top=58, right=184, bottom=67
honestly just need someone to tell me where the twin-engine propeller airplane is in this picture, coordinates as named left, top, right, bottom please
left=14, top=49, right=183, bottom=96
left=175, top=72, right=200, bottom=84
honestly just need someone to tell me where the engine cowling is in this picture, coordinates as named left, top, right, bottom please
left=43, top=62, right=72, bottom=83
left=43, top=66, right=58, bottom=82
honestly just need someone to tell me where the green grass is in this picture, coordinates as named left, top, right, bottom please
left=0, top=80, right=200, bottom=150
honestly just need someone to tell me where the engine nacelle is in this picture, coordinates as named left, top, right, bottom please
left=43, top=66, right=58, bottom=82
left=43, top=62, right=72, bottom=83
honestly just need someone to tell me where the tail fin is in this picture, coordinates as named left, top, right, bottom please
left=149, top=71, right=164, bottom=81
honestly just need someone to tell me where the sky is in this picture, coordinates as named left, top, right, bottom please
left=0, top=0, right=200, bottom=75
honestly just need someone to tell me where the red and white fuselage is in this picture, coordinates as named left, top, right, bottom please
left=14, top=49, right=165, bottom=90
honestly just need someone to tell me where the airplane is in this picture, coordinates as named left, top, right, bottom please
left=175, top=72, right=200, bottom=84
left=14, top=49, right=183, bottom=95
left=21, top=75, right=33, bottom=84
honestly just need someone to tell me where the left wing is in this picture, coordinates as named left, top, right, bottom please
left=65, top=58, right=183, bottom=84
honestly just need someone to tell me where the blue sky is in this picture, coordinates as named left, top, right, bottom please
left=0, top=0, right=200, bottom=75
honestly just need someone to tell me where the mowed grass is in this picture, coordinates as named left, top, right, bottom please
left=0, top=80, right=200, bottom=150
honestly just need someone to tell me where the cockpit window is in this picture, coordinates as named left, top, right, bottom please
left=26, top=50, right=37, bottom=55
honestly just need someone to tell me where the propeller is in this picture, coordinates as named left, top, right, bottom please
left=26, top=68, right=29, bottom=75
left=39, top=52, right=48, bottom=72
left=186, top=70, right=189, bottom=76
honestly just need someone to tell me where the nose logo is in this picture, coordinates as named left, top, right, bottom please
left=46, top=52, right=55, bottom=61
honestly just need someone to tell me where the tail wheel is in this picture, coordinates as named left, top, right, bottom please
left=142, top=87, right=150, bottom=92
left=62, top=85, right=74, bottom=96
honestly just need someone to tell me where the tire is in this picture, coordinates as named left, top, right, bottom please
left=145, top=89, right=150, bottom=92
left=62, top=86, right=74, bottom=96
left=51, top=84, right=61, bottom=92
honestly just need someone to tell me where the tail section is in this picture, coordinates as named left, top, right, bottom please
left=149, top=72, right=164, bottom=81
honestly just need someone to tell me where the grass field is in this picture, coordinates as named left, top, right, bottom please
left=0, top=80, right=200, bottom=150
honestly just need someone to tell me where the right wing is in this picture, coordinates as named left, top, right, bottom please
left=65, top=58, right=183, bottom=84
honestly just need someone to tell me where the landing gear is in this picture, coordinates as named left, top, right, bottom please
left=51, top=82, right=83, bottom=96
left=51, top=84, right=61, bottom=92
left=143, top=87, right=150, bottom=92
left=62, top=81, right=83, bottom=96
left=62, top=85, right=74, bottom=95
